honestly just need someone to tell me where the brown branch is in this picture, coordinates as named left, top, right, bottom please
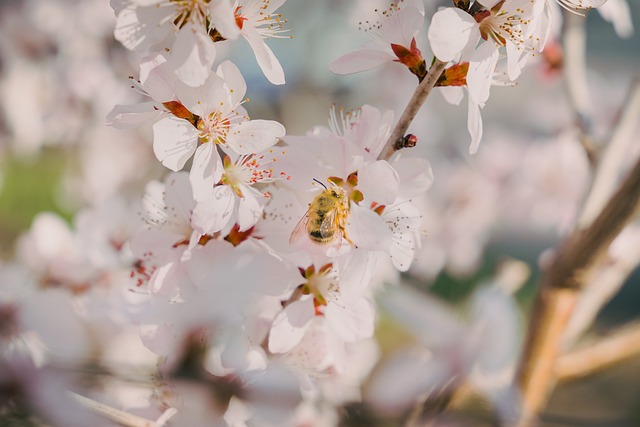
left=556, top=321, right=640, bottom=382
left=378, top=59, right=447, bottom=161
left=515, top=154, right=640, bottom=426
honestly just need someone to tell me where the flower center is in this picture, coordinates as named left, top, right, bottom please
left=197, top=111, right=231, bottom=144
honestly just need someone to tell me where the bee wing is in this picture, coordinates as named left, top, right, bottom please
left=289, top=210, right=311, bottom=244
left=320, top=208, right=341, bottom=239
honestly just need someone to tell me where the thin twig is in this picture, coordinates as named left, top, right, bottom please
left=70, top=392, right=177, bottom=427
left=562, top=229, right=640, bottom=348
left=563, top=11, right=597, bottom=166
left=556, top=321, right=640, bottom=382
left=578, top=77, right=640, bottom=229
left=378, top=59, right=447, bottom=161
left=515, top=154, right=640, bottom=426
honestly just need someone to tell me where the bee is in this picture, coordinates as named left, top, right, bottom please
left=289, top=179, right=351, bottom=245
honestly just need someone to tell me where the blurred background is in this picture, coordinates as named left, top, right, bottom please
left=1, top=0, right=639, bottom=425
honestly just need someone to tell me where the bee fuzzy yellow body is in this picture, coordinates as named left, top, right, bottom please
left=290, top=187, right=350, bottom=246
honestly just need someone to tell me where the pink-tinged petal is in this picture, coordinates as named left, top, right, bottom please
left=268, top=296, right=314, bottom=353
left=226, top=119, right=285, bottom=155
left=467, top=96, right=483, bottom=155
left=439, top=86, right=465, bottom=105
left=167, top=23, right=216, bottom=87
left=140, top=53, right=178, bottom=102
left=208, top=0, right=240, bottom=40
left=380, top=6, right=425, bottom=46
left=216, top=60, right=247, bottom=106
left=467, top=40, right=499, bottom=105
left=191, top=185, right=235, bottom=234
left=428, top=8, right=479, bottom=62
left=243, top=25, right=285, bottom=85
left=358, top=160, right=400, bottom=205
left=329, top=43, right=393, bottom=75
left=152, top=116, right=199, bottom=171
left=237, top=191, right=263, bottom=231
left=325, top=298, right=374, bottom=342
left=346, top=203, right=393, bottom=251
left=114, top=5, right=173, bottom=51
left=391, top=156, right=434, bottom=199
left=189, top=143, right=223, bottom=202
left=106, top=102, right=164, bottom=128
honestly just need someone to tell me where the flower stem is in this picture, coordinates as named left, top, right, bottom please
left=378, top=59, right=447, bottom=161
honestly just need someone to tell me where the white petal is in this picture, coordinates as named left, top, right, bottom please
left=381, top=285, right=465, bottom=349
left=366, top=350, right=450, bottom=414
left=346, top=203, right=393, bottom=251
left=439, top=86, right=465, bottom=105
left=391, top=156, right=434, bottom=199
left=106, top=102, right=164, bottom=128
left=152, top=116, right=198, bottom=171
left=226, top=120, right=286, bottom=155
left=193, top=186, right=235, bottom=236
left=216, top=60, right=247, bottom=106
left=243, top=25, right=285, bottom=85
left=325, top=298, right=374, bottom=342
left=336, top=250, right=375, bottom=304
left=598, top=0, right=634, bottom=39
left=357, top=160, right=400, bottom=205
left=329, top=45, right=393, bottom=75
left=140, top=53, right=178, bottom=102
left=164, top=172, right=197, bottom=225
left=189, top=143, right=223, bottom=202
left=467, top=40, right=499, bottom=106
left=237, top=191, right=263, bottom=231
left=380, top=6, right=425, bottom=46
left=468, top=286, right=520, bottom=396
left=208, top=0, right=241, bottom=40
left=467, top=96, right=483, bottom=155
left=428, top=8, right=479, bottom=62
left=167, top=23, right=216, bottom=87
left=268, top=296, right=314, bottom=353
left=114, top=5, right=173, bottom=51
left=505, top=39, right=526, bottom=81
left=175, top=71, right=226, bottom=117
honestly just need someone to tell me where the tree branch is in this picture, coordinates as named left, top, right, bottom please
left=556, top=321, right=640, bottom=382
left=515, top=153, right=640, bottom=426
left=378, top=59, right=447, bottom=161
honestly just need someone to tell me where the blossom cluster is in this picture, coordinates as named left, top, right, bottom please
left=0, top=0, right=634, bottom=425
